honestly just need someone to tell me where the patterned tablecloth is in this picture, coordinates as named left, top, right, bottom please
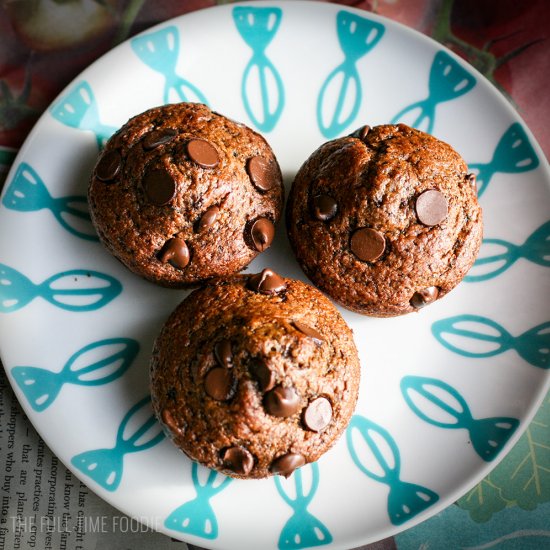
left=0, top=1, right=548, bottom=549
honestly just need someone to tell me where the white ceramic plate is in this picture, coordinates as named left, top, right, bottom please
left=1, top=2, right=549, bottom=548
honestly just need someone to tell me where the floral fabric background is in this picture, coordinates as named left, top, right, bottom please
left=0, top=1, right=548, bottom=548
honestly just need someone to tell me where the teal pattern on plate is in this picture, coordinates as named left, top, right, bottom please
left=11, top=338, right=138, bottom=412
left=164, top=462, right=232, bottom=540
left=401, top=375, right=520, bottom=462
left=346, top=415, right=439, bottom=526
left=465, top=220, right=550, bottom=282
left=432, top=315, right=550, bottom=369
left=71, top=396, right=164, bottom=491
left=131, top=26, right=208, bottom=105
left=0, top=263, right=122, bottom=313
left=2, top=162, right=97, bottom=241
left=317, top=10, right=384, bottom=138
left=470, top=122, right=539, bottom=197
left=50, top=81, right=116, bottom=149
left=391, top=50, right=476, bottom=134
left=233, top=6, right=284, bottom=132
left=274, top=462, right=332, bottom=549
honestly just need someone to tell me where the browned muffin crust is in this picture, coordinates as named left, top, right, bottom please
left=88, top=102, right=284, bottom=287
left=286, top=123, right=483, bottom=317
left=150, top=269, right=360, bottom=479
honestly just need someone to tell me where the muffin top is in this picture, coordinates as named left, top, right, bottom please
left=150, top=269, right=360, bottom=479
left=286, top=123, right=483, bottom=316
left=88, top=102, right=284, bottom=287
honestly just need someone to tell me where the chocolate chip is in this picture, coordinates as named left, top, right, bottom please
left=214, top=339, right=232, bottom=369
left=158, top=237, right=190, bottom=269
left=312, top=194, right=337, bottom=221
left=351, top=125, right=370, bottom=140
left=197, top=205, right=220, bottom=232
left=292, top=321, right=324, bottom=345
left=350, top=228, right=386, bottom=262
left=187, top=139, right=219, bottom=168
left=270, top=453, right=306, bottom=477
left=467, top=173, right=477, bottom=194
left=142, top=168, right=176, bottom=205
left=161, top=408, right=178, bottom=433
left=142, top=128, right=177, bottom=150
left=222, top=446, right=254, bottom=476
left=248, top=268, right=286, bottom=295
left=96, top=150, right=121, bottom=182
left=247, top=156, right=278, bottom=192
left=264, top=385, right=300, bottom=417
left=359, top=125, right=371, bottom=139
left=249, top=358, right=275, bottom=392
left=205, top=367, right=236, bottom=401
left=303, top=397, right=332, bottom=432
left=415, top=190, right=448, bottom=226
left=410, top=286, right=439, bottom=309
left=250, top=218, right=275, bottom=252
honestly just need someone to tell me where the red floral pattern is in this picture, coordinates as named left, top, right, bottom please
left=0, top=0, right=547, bottom=166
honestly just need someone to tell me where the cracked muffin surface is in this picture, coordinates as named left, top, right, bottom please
left=286, top=123, right=483, bottom=317
left=88, top=102, right=284, bottom=287
left=150, top=269, right=360, bottom=479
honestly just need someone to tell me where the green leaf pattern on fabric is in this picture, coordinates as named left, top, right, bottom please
left=456, top=478, right=509, bottom=522
left=457, top=392, right=550, bottom=522
left=492, top=393, right=550, bottom=510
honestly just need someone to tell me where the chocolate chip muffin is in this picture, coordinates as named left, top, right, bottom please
left=286, top=123, right=483, bottom=317
left=150, top=268, right=360, bottom=479
left=88, top=102, right=283, bottom=287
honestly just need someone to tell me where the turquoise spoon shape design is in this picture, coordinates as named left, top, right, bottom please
left=165, top=463, right=232, bottom=539
left=432, top=315, right=550, bottom=369
left=317, top=10, right=384, bottom=138
left=50, top=81, right=116, bottom=149
left=465, top=220, right=550, bottom=282
left=470, top=122, right=539, bottom=197
left=391, top=50, right=476, bottom=134
left=233, top=6, right=284, bottom=132
left=0, top=263, right=121, bottom=313
left=131, top=26, right=208, bottom=105
left=401, top=376, right=520, bottom=462
left=71, top=396, right=164, bottom=491
left=346, top=415, right=439, bottom=526
left=2, top=162, right=97, bottom=241
left=11, top=338, right=138, bottom=412
left=274, top=462, right=332, bottom=549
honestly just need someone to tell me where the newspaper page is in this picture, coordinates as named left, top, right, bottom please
left=0, top=368, right=199, bottom=550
